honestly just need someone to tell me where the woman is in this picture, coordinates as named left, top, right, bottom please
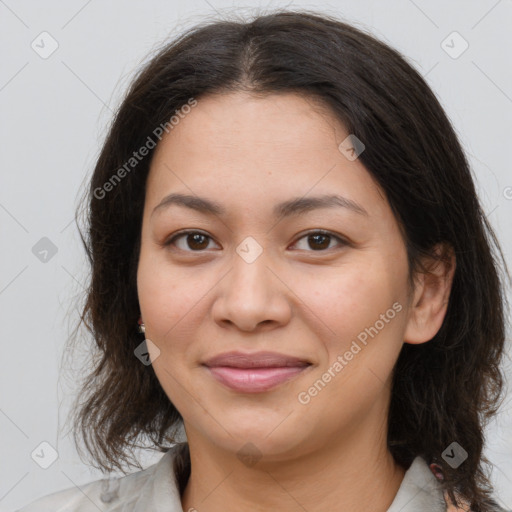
left=18, top=9, right=510, bottom=512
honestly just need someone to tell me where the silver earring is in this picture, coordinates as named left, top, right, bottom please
left=137, top=317, right=145, bottom=334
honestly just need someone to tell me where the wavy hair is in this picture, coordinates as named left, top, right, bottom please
left=65, top=9, right=510, bottom=511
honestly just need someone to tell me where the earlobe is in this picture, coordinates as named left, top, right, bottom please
left=403, top=243, right=456, bottom=345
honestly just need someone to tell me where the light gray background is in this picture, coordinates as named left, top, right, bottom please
left=1, top=0, right=511, bottom=510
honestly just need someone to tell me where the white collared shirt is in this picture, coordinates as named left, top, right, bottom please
left=16, top=444, right=453, bottom=512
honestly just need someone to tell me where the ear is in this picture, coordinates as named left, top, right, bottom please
left=404, top=243, right=456, bottom=345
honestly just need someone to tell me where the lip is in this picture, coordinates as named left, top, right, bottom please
left=202, top=351, right=312, bottom=393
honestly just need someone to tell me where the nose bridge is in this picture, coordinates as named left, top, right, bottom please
left=212, top=236, right=291, bottom=330
left=230, top=235, right=272, bottom=297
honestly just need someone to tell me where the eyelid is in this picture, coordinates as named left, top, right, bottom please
left=164, top=229, right=349, bottom=253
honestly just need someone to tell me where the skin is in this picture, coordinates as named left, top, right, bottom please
left=136, top=91, right=455, bottom=512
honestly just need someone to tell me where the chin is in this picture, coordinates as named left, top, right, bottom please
left=208, top=421, right=304, bottom=460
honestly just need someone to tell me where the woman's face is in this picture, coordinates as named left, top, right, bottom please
left=137, top=91, right=417, bottom=461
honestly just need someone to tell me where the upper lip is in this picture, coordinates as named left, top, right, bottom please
left=202, top=351, right=311, bottom=368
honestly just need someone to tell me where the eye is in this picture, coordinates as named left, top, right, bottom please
left=164, top=230, right=219, bottom=252
left=291, top=230, right=347, bottom=251
left=164, top=229, right=348, bottom=253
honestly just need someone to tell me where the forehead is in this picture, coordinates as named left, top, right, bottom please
left=150, top=91, right=345, bottom=162
left=145, top=91, right=388, bottom=220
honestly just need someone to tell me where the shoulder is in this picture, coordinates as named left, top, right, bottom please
left=15, top=445, right=185, bottom=512
left=16, top=465, right=155, bottom=512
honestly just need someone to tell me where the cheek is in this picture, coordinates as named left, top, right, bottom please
left=137, top=249, right=201, bottom=343
left=300, top=262, right=397, bottom=343
left=137, top=256, right=202, bottom=405
left=296, top=266, right=406, bottom=415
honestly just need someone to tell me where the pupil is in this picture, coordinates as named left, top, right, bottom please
left=310, top=234, right=329, bottom=250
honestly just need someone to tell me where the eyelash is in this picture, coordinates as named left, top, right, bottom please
left=163, top=229, right=348, bottom=253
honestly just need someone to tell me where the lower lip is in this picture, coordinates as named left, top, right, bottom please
left=205, top=365, right=310, bottom=393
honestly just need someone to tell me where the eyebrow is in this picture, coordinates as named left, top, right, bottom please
left=151, top=192, right=369, bottom=219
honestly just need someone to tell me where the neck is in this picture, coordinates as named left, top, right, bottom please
left=180, top=410, right=406, bottom=512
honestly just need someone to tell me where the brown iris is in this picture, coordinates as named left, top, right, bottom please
left=186, top=233, right=210, bottom=250
left=308, top=233, right=331, bottom=250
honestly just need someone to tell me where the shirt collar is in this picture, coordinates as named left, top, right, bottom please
left=128, top=444, right=445, bottom=512
left=386, top=455, right=446, bottom=511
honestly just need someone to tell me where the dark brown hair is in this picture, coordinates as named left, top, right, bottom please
left=65, top=9, right=510, bottom=511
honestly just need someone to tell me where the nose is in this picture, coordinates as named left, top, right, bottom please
left=212, top=248, right=292, bottom=332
